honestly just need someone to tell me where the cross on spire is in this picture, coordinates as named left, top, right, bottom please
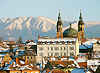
left=58, top=9, right=61, bottom=19
left=79, top=9, right=83, bottom=19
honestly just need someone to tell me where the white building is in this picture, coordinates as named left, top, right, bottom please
left=37, top=37, right=79, bottom=63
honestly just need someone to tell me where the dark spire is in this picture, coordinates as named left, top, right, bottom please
left=70, top=23, right=71, bottom=28
left=79, top=9, right=83, bottom=20
left=58, top=10, right=61, bottom=19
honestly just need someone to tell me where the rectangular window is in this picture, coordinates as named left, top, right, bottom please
left=64, top=47, right=66, bottom=50
left=51, top=47, right=53, bottom=50
left=48, top=47, right=49, bottom=50
left=48, top=53, right=49, bottom=56
left=70, top=47, right=74, bottom=50
left=39, top=53, right=44, bottom=56
left=61, top=53, right=62, bottom=56
left=31, top=57, right=32, bottom=59
left=55, top=47, right=59, bottom=50
left=27, top=57, right=29, bottom=59
left=51, top=53, right=53, bottom=56
left=60, top=47, right=62, bottom=50
left=64, top=53, right=66, bottom=56
left=33, top=57, right=35, bottom=59
left=39, top=47, right=43, bottom=50
left=70, top=52, right=74, bottom=56
left=55, top=53, right=59, bottom=56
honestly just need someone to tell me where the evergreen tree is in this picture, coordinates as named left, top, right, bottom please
left=17, top=36, right=22, bottom=44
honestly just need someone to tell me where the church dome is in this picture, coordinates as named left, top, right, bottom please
left=63, top=24, right=78, bottom=38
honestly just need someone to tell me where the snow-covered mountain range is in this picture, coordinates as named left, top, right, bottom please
left=0, top=16, right=100, bottom=41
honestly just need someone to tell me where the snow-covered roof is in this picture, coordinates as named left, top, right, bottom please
left=83, top=39, right=98, bottom=48
left=38, top=38, right=77, bottom=42
left=83, top=39, right=97, bottom=45
left=87, top=60, right=100, bottom=66
left=76, top=55, right=87, bottom=63
left=27, top=42, right=37, bottom=45
left=38, top=38, right=77, bottom=45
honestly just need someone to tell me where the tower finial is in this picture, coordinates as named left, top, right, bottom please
left=58, top=9, right=61, bottom=19
left=79, top=9, right=83, bottom=19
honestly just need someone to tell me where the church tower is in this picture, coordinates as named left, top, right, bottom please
left=56, top=10, right=63, bottom=38
left=78, top=10, right=84, bottom=40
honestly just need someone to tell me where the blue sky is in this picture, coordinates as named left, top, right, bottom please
left=0, top=0, right=100, bottom=21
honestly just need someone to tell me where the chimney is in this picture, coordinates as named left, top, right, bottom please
left=2, top=62, right=5, bottom=68
left=16, top=57, right=19, bottom=64
left=66, top=71, right=68, bottom=73
left=46, top=69, right=51, bottom=73
left=74, top=56, right=77, bottom=60
left=67, top=57, right=69, bottom=60
left=84, top=67, right=86, bottom=72
left=25, top=57, right=28, bottom=64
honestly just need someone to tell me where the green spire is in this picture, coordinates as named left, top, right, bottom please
left=79, top=9, right=83, bottom=19
left=58, top=10, right=61, bottom=19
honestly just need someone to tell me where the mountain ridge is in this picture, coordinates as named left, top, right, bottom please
left=0, top=16, right=100, bottom=41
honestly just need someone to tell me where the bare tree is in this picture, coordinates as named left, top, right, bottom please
left=0, top=36, right=3, bottom=43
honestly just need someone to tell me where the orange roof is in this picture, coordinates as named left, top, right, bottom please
left=50, top=60, right=76, bottom=68
left=52, top=69, right=65, bottom=73
left=9, top=57, right=38, bottom=70
left=3, top=41, right=16, bottom=43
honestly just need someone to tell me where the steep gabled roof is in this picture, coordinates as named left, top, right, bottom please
left=95, top=65, right=100, bottom=73
left=44, top=61, right=53, bottom=70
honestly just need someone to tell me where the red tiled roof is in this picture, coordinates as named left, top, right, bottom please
left=51, top=69, right=65, bottom=73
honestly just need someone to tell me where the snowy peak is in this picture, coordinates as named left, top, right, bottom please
left=0, top=16, right=100, bottom=41
left=33, top=16, right=56, bottom=32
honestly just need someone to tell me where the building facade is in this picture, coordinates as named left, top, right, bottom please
left=37, top=37, right=79, bottom=63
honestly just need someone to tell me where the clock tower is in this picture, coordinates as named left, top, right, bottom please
left=56, top=10, right=63, bottom=38
left=78, top=10, right=85, bottom=40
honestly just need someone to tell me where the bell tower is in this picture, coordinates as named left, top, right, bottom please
left=56, top=10, right=63, bottom=38
left=78, top=10, right=84, bottom=40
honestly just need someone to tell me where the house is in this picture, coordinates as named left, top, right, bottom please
left=2, top=57, right=40, bottom=73
left=43, top=60, right=78, bottom=73
left=2, top=41, right=17, bottom=49
left=21, top=49, right=37, bottom=64
left=76, top=54, right=87, bottom=68
left=2, top=53, right=12, bottom=67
